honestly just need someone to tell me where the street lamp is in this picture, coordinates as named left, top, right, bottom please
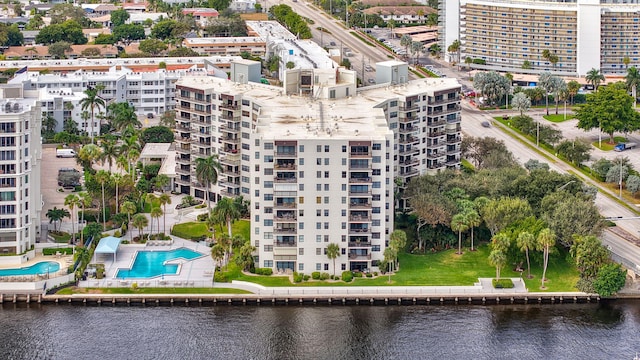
left=619, top=157, right=624, bottom=199
left=557, top=180, right=576, bottom=191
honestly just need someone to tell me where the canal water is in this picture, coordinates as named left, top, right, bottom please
left=0, top=300, right=638, bottom=359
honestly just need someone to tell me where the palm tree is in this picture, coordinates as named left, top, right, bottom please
left=111, top=173, right=123, bottom=215
left=410, top=41, right=424, bottom=66
left=78, top=144, right=102, bottom=171
left=447, top=39, right=461, bottom=65
left=538, top=72, right=554, bottom=116
left=119, top=135, right=142, bottom=175
left=78, top=191, right=92, bottom=246
left=95, top=170, right=110, bottom=230
left=567, top=80, right=581, bottom=105
left=131, top=213, right=148, bottom=242
left=235, top=243, right=256, bottom=271
left=211, top=243, right=225, bottom=268
left=465, top=209, right=481, bottom=251
left=451, top=213, right=469, bottom=255
left=212, top=197, right=240, bottom=238
left=154, top=174, right=170, bottom=192
left=195, top=155, right=222, bottom=212
left=585, top=68, right=605, bottom=91
left=625, top=66, right=640, bottom=108
left=389, top=230, right=407, bottom=269
left=517, top=231, right=536, bottom=279
left=537, top=228, right=556, bottom=289
left=100, top=139, right=118, bottom=172
left=120, top=201, right=137, bottom=241
left=158, top=193, right=171, bottom=235
left=46, top=207, right=69, bottom=232
left=623, top=55, right=631, bottom=69
left=79, top=84, right=105, bottom=143
left=64, top=194, right=80, bottom=244
left=400, top=34, right=412, bottom=60
left=150, top=206, right=163, bottom=237
left=488, top=249, right=507, bottom=280
left=326, top=243, right=340, bottom=277
left=216, top=234, right=232, bottom=268
left=107, top=102, right=142, bottom=131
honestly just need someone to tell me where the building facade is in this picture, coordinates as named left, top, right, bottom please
left=0, top=87, right=42, bottom=265
left=173, top=66, right=462, bottom=274
left=439, top=0, right=640, bottom=75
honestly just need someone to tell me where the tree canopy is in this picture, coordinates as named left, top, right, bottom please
left=36, top=20, right=87, bottom=45
left=575, top=82, right=640, bottom=143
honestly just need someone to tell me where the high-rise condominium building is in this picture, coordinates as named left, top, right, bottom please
left=0, top=86, right=42, bottom=265
left=439, top=0, right=640, bottom=75
left=173, top=67, right=461, bottom=273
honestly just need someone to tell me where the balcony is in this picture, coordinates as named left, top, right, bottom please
left=398, top=126, right=418, bottom=134
left=219, top=155, right=240, bottom=166
left=219, top=103, right=238, bottom=110
left=175, top=167, right=191, bottom=175
left=219, top=124, right=239, bottom=133
left=399, top=104, right=419, bottom=111
left=348, top=253, right=372, bottom=260
left=219, top=179, right=240, bottom=188
left=348, top=241, right=372, bottom=247
left=398, top=115, right=418, bottom=124
left=220, top=113, right=241, bottom=121
left=349, top=163, right=371, bottom=170
left=349, top=201, right=371, bottom=209
left=175, top=124, right=191, bottom=132
left=447, top=136, right=461, bottom=144
left=427, top=119, right=446, bottom=127
left=427, top=152, right=445, bottom=159
left=349, top=228, right=370, bottom=234
left=175, top=177, right=190, bottom=185
left=176, top=146, right=191, bottom=154
left=274, top=228, right=297, bottom=234
left=221, top=137, right=240, bottom=145
left=220, top=189, right=240, bottom=197
left=175, top=136, right=190, bottom=144
left=349, top=189, right=372, bottom=196
left=275, top=241, right=297, bottom=247
left=350, top=151, right=370, bottom=158
left=275, top=151, right=297, bottom=157
left=191, top=149, right=211, bottom=157
left=399, top=136, right=419, bottom=145
left=400, top=168, right=419, bottom=177
left=274, top=215, right=297, bottom=222
left=349, top=214, right=371, bottom=221
left=274, top=162, right=296, bottom=170
left=446, top=158, right=461, bottom=165
left=191, top=117, right=212, bottom=126
left=446, top=128, right=461, bottom=135
left=275, top=176, right=297, bottom=183
left=399, top=158, right=418, bottom=166
left=429, top=95, right=460, bottom=105
left=398, top=147, right=419, bottom=156
left=275, top=202, right=297, bottom=209
left=349, top=177, right=371, bottom=183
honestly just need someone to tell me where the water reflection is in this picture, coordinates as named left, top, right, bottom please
left=0, top=301, right=638, bottom=359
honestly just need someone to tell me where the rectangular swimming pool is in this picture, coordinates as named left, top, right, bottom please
left=116, top=248, right=204, bottom=279
left=0, top=261, right=60, bottom=277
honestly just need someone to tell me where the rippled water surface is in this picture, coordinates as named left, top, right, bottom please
left=0, top=301, right=639, bottom=360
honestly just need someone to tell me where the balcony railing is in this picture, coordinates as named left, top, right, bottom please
left=274, top=228, right=297, bottom=234
left=275, top=203, right=297, bottom=209
left=349, top=177, right=371, bottom=183
left=427, top=152, right=445, bottom=159
left=399, top=158, right=418, bottom=166
left=350, top=151, right=370, bottom=158
left=275, top=177, right=297, bottom=183
left=399, top=126, right=418, bottom=134
left=274, top=215, right=297, bottom=222
left=348, top=241, right=372, bottom=247
left=275, top=151, right=297, bottom=157
left=219, top=156, right=240, bottom=166
left=447, top=137, right=461, bottom=144
left=349, top=202, right=371, bottom=209
left=219, top=103, right=238, bottom=110
left=400, top=169, right=419, bottom=177
left=429, top=95, right=460, bottom=105
left=220, top=189, right=240, bottom=197
left=275, top=241, right=297, bottom=247
left=349, top=190, right=372, bottom=196
left=399, top=136, right=419, bottom=145
left=349, top=163, right=371, bottom=170
left=275, top=163, right=296, bottom=170
left=398, top=148, right=419, bottom=155
left=427, top=119, right=447, bottom=127
left=400, top=104, right=419, bottom=111
left=349, top=228, right=370, bottom=234
left=221, top=137, right=240, bottom=144
left=349, top=215, right=371, bottom=221
left=348, top=253, right=372, bottom=260
left=175, top=167, right=191, bottom=175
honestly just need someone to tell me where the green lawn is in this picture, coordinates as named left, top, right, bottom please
left=221, top=244, right=580, bottom=291
left=543, top=113, right=574, bottom=122
left=592, top=136, right=627, bottom=151
left=56, top=287, right=251, bottom=295
left=172, top=219, right=250, bottom=241
left=50, top=231, right=71, bottom=243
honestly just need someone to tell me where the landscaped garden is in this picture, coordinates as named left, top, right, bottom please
left=56, top=287, right=251, bottom=295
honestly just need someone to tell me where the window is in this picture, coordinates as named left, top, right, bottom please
left=324, top=158, right=329, bottom=165
left=324, top=184, right=329, bottom=191
left=324, top=222, right=329, bottom=230
left=316, top=222, right=322, bottom=229
left=317, top=171, right=322, bottom=178
left=324, top=145, right=330, bottom=152
left=317, top=145, right=322, bottom=152
left=316, top=248, right=322, bottom=255
left=324, top=264, right=329, bottom=271
left=316, top=235, right=322, bottom=243
left=264, top=142, right=273, bottom=150
left=299, top=222, right=304, bottom=229
left=316, top=196, right=321, bottom=204
left=298, top=263, right=304, bottom=271
left=299, top=248, right=304, bottom=255
left=324, top=209, right=329, bottom=216
left=264, top=219, right=273, bottom=226
left=299, top=145, right=304, bottom=152
left=299, top=158, right=304, bottom=165
left=316, top=263, right=321, bottom=270
left=324, top=171, right=329, bottom=178
left=264, top=245, right=273, bottom=252
left=373, top=143, right=382, bottom=150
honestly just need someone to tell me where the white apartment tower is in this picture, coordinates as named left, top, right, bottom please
left=0, top=86, right=42, bottom=264
left=174, top=67, right=461, bottom=274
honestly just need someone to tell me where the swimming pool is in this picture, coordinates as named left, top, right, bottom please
left=116, top=248, right=204, bottom=279
left=0, top=261, right=60, bottom=277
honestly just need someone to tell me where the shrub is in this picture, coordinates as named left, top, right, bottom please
left=373, top=272, right=378, bottom=276
left=114, top=230, right=121, bottom=238
left=195, top=204, right=206, bottom=209
left=293, top=272, right=303, bottom=283
left=341, top=271, right=353, bottom=282
left=303, top=275, right=310, bottom=281
left=353, top=272, right=363, bottom=278
left=311, top=271, right=321, bottom=280
left=492, top=278, right=514, bottom=289
left=42, top=247, right=73, bottom=256
left=196, top=213, right=208, bottom=222
left=214, top=271, right=228, bottom=283
left=320, top=272, right=330, bottom=280
left=254, top=268, right=273, bottom=276
left=366, top=273, right=373, bottom=278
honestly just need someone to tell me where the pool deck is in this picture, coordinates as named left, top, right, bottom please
left=80, top=237, right=215, bottom=288
left=0, top=254, right=72, bottom=281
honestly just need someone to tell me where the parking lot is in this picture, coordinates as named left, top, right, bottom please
left=41, top=145, right=83, bottom=215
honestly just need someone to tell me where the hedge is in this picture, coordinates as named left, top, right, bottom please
left=492, top=278, right=515, bottom=289
left=43, top=247, right=73, bottom=256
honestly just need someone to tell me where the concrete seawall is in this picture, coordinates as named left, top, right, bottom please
left=0, top=292, right=606, bottom=306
